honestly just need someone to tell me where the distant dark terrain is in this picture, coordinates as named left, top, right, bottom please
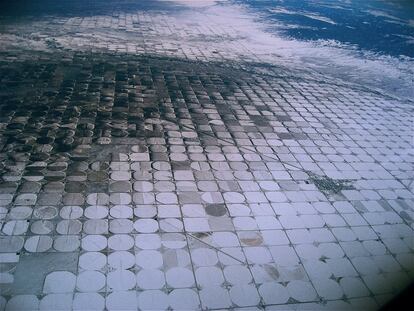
left=237, top=0, right=414, bottom=58
left=1, top=0, right=413, bottom=58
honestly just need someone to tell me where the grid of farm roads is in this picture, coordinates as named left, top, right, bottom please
left=0, top=1, right=413, bottom=310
